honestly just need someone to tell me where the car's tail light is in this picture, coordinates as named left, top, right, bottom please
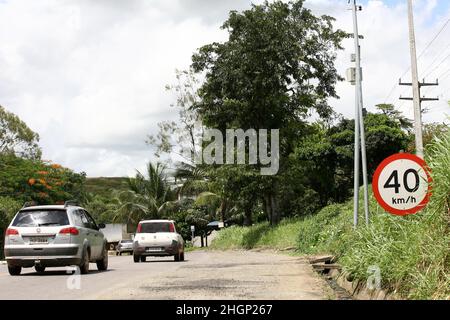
left=59, top=227, right=79, bottom=235
left=6, top=228, right=19, bottom=236
left=169, top=223, right=175, bottom=233
left=136, top=223, right=142, bottom=233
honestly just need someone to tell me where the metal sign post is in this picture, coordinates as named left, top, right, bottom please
left=348, top=0, right=370, bottom=227
left=190, top=225, right=195, bottom=243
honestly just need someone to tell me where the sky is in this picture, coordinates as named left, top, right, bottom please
left=1, top=0, right=449, bottom=177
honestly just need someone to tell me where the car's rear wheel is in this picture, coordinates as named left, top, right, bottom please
left=80, top=249, right=90, bottom=274
left=35, top=266, right=46, bottom=273
left=174, top=253, right=180, bottom=262
left=133, top=254, right=140, bottom=263
left=96, top=246, right=108, bottom=271
left=8, top=265, right=22, bottom=276
left=140, top=256, right=146, bottom=262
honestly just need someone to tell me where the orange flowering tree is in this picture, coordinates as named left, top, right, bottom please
left=0, top=153, right=86, bottom=205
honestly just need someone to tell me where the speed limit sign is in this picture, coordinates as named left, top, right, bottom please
left=372, top=153, right=432, bottom=216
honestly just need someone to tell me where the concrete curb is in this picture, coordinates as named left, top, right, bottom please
left=330, top=269, right=397, bottom=300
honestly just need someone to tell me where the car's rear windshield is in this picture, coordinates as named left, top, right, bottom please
left=12, top=210, right=70, bottom=227
left=139, top=222, right=171, bottom=233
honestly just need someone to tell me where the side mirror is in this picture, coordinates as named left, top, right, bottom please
left=98, top=223, right=106, bottom=229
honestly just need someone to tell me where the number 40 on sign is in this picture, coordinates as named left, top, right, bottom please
left=372, top=153, right=432, bottom=216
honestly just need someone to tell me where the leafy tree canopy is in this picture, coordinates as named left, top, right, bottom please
left=191, top=0, right=346, bottom=134
left=0, top=105, right=41, bottom=159
left=0, top=153, right=85, bottom=205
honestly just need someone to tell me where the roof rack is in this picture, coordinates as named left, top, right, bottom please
left=64, top=200, right=79, bottom=208
left=22, top=201, right=37, bottom=209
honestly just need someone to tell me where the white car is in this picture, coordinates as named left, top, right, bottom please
left=3, top=203, right=108, bottom=275
left=133, top=220, right=185, bottom=262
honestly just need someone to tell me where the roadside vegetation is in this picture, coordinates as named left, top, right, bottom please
left=84, top=177, right=129, bottom=198
left=212, top=131, right=450, bottom=299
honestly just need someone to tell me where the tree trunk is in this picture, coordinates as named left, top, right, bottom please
left=200, top=235, right=204, bottom=247
left=220, top=200, right=227, bottom=224
left=270, top=194, right=280, bottom=225
left=264, top=194, right=272, bottom=223
left=243, top=206, right=252, bottom=226
left=263, top=192, right=281, bottom=226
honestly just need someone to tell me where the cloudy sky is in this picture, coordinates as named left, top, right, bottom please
left=1, top=0, right=449, bottom=177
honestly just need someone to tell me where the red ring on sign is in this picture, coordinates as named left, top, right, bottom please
left=372, top=153, right=432, bottom=216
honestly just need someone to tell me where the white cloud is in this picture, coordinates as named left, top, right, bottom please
left=0, top=0, right=449, bottom=177
left=313, top=0, right=450, bottom=122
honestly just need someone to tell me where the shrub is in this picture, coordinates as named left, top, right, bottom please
left=0, top=196, right=21, bottom=259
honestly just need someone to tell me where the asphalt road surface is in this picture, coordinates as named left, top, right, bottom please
left=0, top=250, right=332, bottom=300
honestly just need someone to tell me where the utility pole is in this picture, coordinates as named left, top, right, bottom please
left=401, top=0, right=439, bottom=159
left=399, top=79, right=439, bottom=106
left=353, top=71, right=360, bottom=228
left=407, top=0, right=423, bottom=158
left=350, top=0, right=370, bottom=226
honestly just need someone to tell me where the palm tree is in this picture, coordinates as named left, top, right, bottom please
left=112, top=162, right=175, bottom=225
left=173, top=162, right=209, bottom=198
left=174, top=163, right=235, bottom=224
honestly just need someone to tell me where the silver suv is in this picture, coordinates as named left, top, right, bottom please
left=3, top=202, right=108, bottom=276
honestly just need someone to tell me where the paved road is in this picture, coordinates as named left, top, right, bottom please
left=0, top=250, right=331, bottom=300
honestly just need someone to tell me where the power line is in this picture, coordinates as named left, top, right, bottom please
left=422, top=67, right=450, bottom=95
left=427, top=106, right=450, bottom=114
left=424, top=76, right=450, bottom=96
left=422, top=51, right=450, bottom=79
left=397, top=18, right=450, bottom=83
left=438, top=66, right=450, bottom=79
left=420, top=42, right=450, bottom=76
left=384, top=16, right=450, bottom=104
left=383, top=71, right=411, bottom=104
left=383, top=83, right=400, bottom=104
left=417, top=18, right=450, bottom=61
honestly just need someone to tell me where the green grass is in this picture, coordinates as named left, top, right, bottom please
left=211, top=134, right=450, bottom=300
left=85, top=177, right=129, bottom=198
left=211, top=218, right=304, bottom=250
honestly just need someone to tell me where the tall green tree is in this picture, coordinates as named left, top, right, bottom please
left=292, top=106, right=412, bottom=209
left=375, top=103, right=413, bottom=132
left=0, top=105, right=41, bottom=159
left=146, top=69, right=202, bottom=165
left=191, top=0, right=346, bottom=224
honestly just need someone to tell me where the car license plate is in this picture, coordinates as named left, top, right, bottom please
left=30, top=237, right=49, bottom=244
left=146, top=247, right=162, bottom=252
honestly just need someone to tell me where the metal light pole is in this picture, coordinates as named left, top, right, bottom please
left=351, top=0, right=370, bottom=226
left=353, top=82, right=360, bottom=228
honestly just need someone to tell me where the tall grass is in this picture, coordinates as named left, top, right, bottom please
left=212, top=133, right=450, bottom=299
left=333, top=134, right=450, bottom=299
left=211, top=218, right=303, bottom=250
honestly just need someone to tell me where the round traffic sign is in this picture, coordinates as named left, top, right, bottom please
left=372, top=153, right=432, bottom=216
